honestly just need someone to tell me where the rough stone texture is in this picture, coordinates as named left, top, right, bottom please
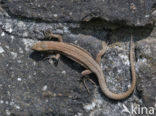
left=1, top=0, right=156, bottom=26
left=0, top=0, right=156, bottom=116
left=136, top=38, right=156, bottom=108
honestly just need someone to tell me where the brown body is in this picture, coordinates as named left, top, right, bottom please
left=32, top=37, right=136, bottom=100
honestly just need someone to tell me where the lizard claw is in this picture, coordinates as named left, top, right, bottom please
left=42, top=29, right=53, bottom=39
left=80, top=73, right=96, bottom=94
left=42, top=30, right=63, bottom=42
left=43, top=54, right=60, bottom=65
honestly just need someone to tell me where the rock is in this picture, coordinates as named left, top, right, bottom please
left=0, top=16, right=98, bottom=115
left=136, top=38, right=156, bottom=108
left=0, top=15, right=141, bottom=116
left=0, top=0, right=156, bottom=115
left=1, top=0, right=156, bottom=26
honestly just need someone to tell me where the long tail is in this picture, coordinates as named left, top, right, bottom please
left=98, top=35, right=136, bottom=100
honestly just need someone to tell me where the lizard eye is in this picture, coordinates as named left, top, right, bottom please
left=40, top=42, right=47, bottom=50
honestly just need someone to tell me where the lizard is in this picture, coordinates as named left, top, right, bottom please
left=32, top=32, right=136, bottom=100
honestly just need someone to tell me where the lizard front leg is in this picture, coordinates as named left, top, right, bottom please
left=43, top=30, right=63, bottom=60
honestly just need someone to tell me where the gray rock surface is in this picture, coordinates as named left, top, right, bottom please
left=136, top=38, right=156, bottom=108
left=0, top=1, right=156, bottom=116
left=1, top=0, right=156, bottom=26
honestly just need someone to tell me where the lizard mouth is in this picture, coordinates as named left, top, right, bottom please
left=31, top=44, right=37, bottom=50
left=31, top=43, right=41, bottom=51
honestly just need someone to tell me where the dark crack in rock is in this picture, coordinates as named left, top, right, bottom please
left=1, top=0, right=156, bottom=26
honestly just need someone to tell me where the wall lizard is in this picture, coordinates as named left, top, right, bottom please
left=32, top=33, right=136, bottom=100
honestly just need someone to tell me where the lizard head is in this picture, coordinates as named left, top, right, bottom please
left=32, top=41, right=47, bottom=51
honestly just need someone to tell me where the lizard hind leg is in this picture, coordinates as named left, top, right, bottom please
left=80, top=41, right=107, bottom=92
left=96, top=41, right=108, bottom=64
left=82, top=41, right=108, bottom=76
left=80, top=73, right=96, bottom=94
left=81, top=70, right=91, bottom=75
